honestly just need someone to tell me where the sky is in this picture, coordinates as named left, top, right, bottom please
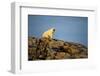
left=28, top=15, right=88, bottom=46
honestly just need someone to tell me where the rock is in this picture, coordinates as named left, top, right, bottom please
left=55, top=52, right=66, bottom=59
left=28, top=47, right=37, bottom=60
left=28, top=37, right=33, bottom=46
left=64, top=53, right=71, bottom=58
left=28, top=36, right=88, bottom=60
left=49, top=40, right=64, bottom=49
left=70, top=48, right=79, bottom=54
left=46, top=49, right=56, bottom=59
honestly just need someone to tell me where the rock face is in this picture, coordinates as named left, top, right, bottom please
left=28, top=37, right=88, bottom=60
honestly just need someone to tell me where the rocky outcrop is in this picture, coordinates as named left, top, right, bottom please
left=28, top=37, right=88, bottom=60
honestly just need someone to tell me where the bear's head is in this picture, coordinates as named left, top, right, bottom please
left=50, top=28, right=55, bottom=33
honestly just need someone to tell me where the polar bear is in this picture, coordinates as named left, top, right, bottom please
left=42, top=28, right=55, bottom=39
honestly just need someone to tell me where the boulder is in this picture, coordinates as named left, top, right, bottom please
left=55, top=52, right=66, bottom=59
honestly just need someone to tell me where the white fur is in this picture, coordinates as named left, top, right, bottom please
left=42, top=28, right=55, bottom=39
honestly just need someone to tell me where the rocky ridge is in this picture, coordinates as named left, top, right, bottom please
left=28, top=37, right=88, bottom=60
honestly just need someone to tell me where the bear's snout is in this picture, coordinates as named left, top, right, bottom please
left=53, top=29, right=55, bottom=32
